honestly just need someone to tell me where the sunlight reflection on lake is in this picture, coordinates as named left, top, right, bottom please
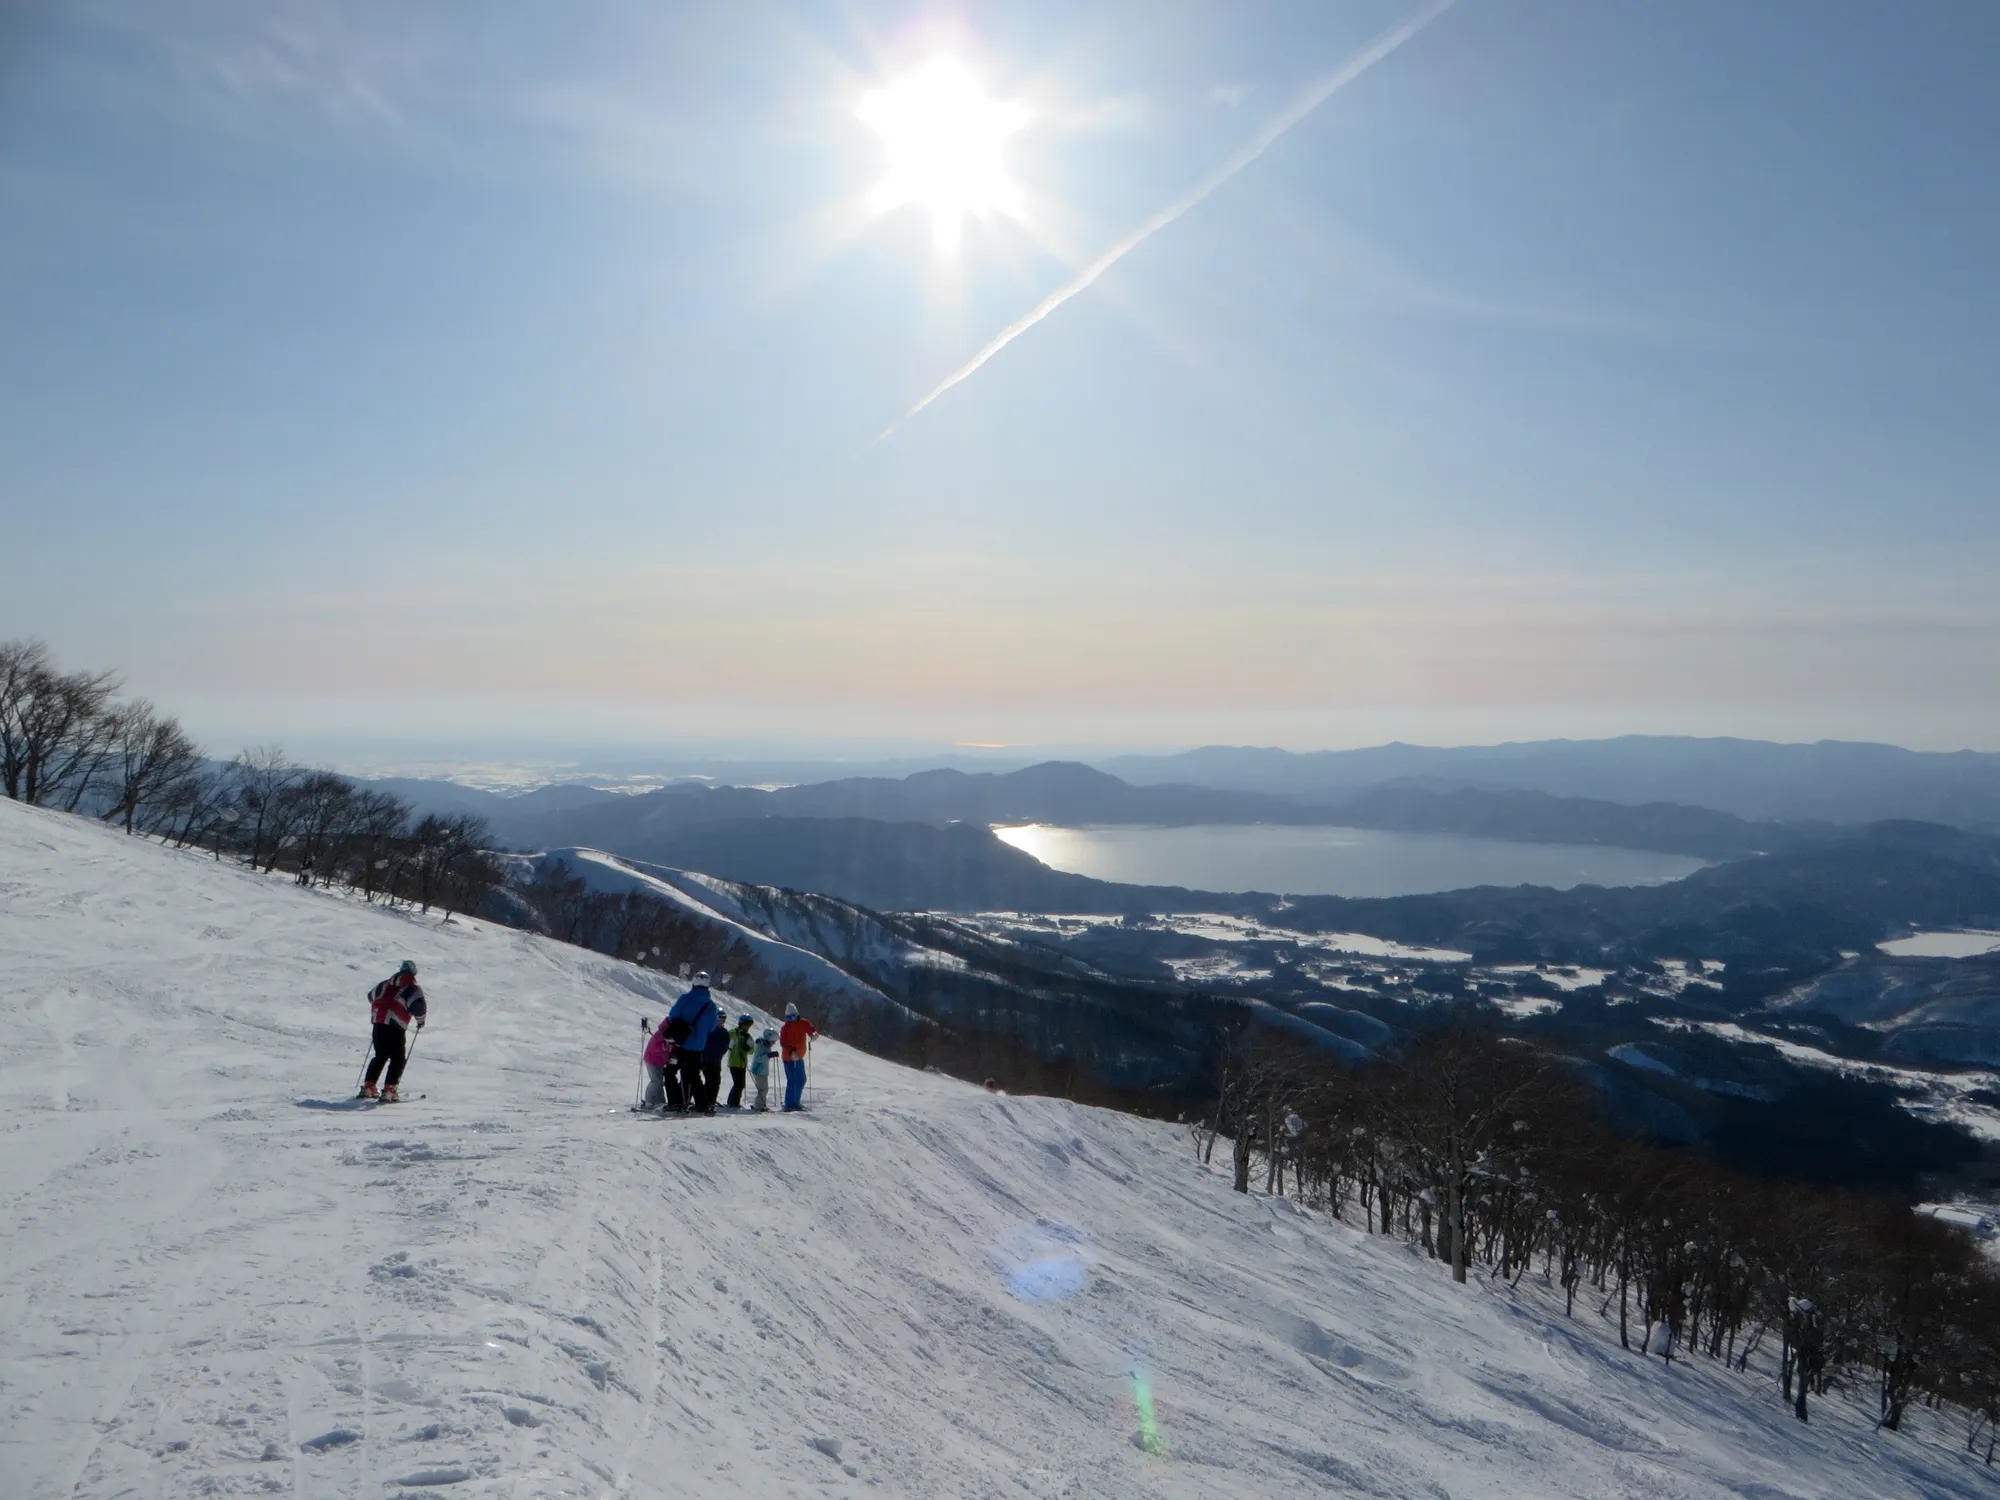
left=992, top=823, right=1706, bottom=898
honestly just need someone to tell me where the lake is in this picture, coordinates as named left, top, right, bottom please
left=992, top=823, right=1707, bottom=899
left=1878, top=931, right=2000, bottom=959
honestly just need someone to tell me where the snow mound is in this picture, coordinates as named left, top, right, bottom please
left=1, top=796, right=1988, bottom=1498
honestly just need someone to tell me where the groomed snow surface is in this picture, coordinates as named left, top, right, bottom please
left=2, top=799, right=1991, bottom=1500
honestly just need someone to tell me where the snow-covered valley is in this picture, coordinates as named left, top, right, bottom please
left=2, top=797, right=1993, bottom=1499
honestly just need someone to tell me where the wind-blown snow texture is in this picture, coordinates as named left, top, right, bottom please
left=2, top=798, right=1990, bottom=1498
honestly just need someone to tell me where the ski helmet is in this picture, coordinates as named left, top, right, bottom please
left=398, top=960, right=417, bottom=976
left=784, top=1002, right=799, bottom=1018
left=738, top=1013, right=753, bottom=1024
left=694, top=970, right=711, bottom=985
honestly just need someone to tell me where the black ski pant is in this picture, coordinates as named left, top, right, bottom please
left=676, top=1051, right=706, bottom=1112
left=701, top=1055, right=724, bottom=1111
left=726, top=1065, right=747, bottom=1109
left=364, top=1022, right=408, bottom=1087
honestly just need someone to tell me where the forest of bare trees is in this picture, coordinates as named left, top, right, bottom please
left=0, top=638, right=505, bottom=918
left=1199, top=1020, right=2000, bottom=1451
left=0, top=638, right=200, bottom=818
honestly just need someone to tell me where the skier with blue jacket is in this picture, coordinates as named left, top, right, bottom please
left=666, top=972, right=722, bottom=1114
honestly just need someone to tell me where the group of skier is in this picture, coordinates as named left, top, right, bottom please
left=356, top=960, right=818, bottom=1114
left=639, top=971, right=817, bottom=1114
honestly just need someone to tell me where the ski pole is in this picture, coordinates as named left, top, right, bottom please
left=636, top=1016, right=650, bottom=1109
left=355, top=1033, right=374, bottom=1096
left=393, top=1027, right=419, bottom=1096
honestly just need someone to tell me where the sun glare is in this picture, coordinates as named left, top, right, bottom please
left=857, top=56, right=1030, bottom=254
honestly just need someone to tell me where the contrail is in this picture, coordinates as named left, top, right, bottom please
left=876, top=0, right=1456, bottom=442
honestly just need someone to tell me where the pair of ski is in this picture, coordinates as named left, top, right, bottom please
left=627, top=1104, right=767, bottom=1114
left=625, top=1103, right=802, bottom=1115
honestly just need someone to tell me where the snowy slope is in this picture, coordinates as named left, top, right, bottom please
left=2, top=798, right=1992, bottom=1500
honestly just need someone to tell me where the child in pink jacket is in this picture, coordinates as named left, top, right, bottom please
left=642, top=1020, right=683, bottom=1111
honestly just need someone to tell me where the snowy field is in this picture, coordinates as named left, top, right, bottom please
left=2, top=798, right=1993, bottom=1499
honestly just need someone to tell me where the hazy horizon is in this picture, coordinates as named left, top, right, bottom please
left=197, top=723, right=2000, bottom=799
left=33, top=675, right=2000, bottom=775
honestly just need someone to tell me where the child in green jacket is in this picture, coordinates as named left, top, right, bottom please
left=725, top=1014, right=756, bottom=1109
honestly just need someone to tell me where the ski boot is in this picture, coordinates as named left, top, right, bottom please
left=359, top=1083, right=379, bottom=1100
left=381, top=1085, right=400, bottom=1103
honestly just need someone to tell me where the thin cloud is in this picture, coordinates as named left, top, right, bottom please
left=75, top=0, right=434, bottom=138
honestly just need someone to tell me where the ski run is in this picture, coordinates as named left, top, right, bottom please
left=2, top=794, right=1993, bottom=1499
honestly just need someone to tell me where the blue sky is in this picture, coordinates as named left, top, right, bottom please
left=2, top=0, right=1996, bottom=758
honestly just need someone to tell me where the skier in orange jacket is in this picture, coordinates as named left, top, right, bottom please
left=779, top=1003, right=817, bottom=1111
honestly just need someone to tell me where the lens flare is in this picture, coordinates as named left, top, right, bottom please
left=992, top=1219, right=1092, bottom=1301
left=1131, top=1363, right=1162, bottom=1454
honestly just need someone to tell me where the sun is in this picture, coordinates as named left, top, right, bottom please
left=857, top=56, right=1031, bottom=254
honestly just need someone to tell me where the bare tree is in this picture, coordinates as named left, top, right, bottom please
left=158, top=765, right=232, bottom=853
left=1864, top=1207, right=1982, bottom=1431
left=103, top=702, right=205, bottom=833
left=231, top=747, right=303, bottom=868
left=1372, top=1028, right=1562, bottom=1284
left=0, top=637, right=52, bottom=800
left=340, top=789, right=410, bottom=901
left=0, top=647, right=121, bottom=808
left=42, top=677, right=125, bottom=812
left=285, top=771, right=357, bottom=884
left=407, top=811, right=493, bottom=914
left=435, top=832, right=505, bottom=922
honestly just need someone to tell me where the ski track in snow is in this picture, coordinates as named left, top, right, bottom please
left=1, top=796, right=1993, bottom=1499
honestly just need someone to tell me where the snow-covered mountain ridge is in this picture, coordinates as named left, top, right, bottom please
left=1, top=797, right=1988, bottom=1498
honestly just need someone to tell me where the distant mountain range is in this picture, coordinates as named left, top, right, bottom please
left=374, top=758, right=1825, bottom=867
left=1098, top=736, right=2000, bottom=828
left=357, top=738, right=2000, bottom=932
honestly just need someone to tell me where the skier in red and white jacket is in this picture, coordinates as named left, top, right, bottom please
left=361, top=960, right=428, bottom=1102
